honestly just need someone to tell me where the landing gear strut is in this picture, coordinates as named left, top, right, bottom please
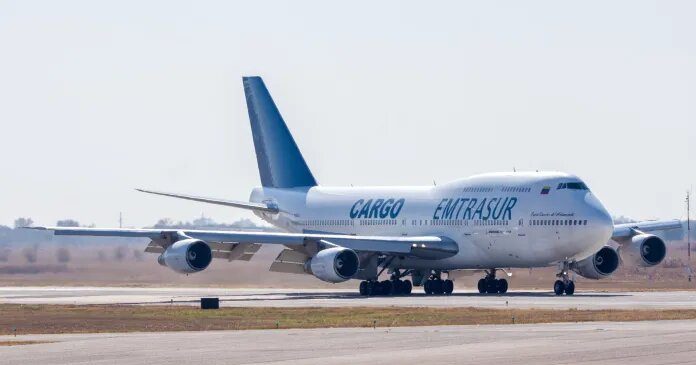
left=477, top=269, right=508, bottom=294
left=554, top=261, right=575, bottom=296
left=358, top=270, right=412, bottom=296
left=423, top=271, right=454, bottom=295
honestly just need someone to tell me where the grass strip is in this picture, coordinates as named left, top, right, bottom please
left=1, top=304, right=695, bottom=335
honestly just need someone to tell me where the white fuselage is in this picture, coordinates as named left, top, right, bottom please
left=250, top=171, right=614, bottom=270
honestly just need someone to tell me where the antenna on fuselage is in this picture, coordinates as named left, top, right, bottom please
left=433, top=179, right=437, bottom=186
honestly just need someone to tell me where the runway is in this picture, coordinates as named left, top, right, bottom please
left=1, top=320, right=695, bottom=364
left=1, top=286, right=696, bottom=309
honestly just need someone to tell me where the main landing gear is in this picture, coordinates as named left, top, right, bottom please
left=358, top=279, right=412, bottom=296
left=554, top=262, right=575, bottom=296
left=423, top=272, right=454, bottom=295
left=477, top=269, right=508, bottom=294
left=359, top=270, right=412, bottom=296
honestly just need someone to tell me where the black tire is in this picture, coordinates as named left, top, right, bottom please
left=402, top=280, right=412, bottom=295
left=477, top=278, right=486, bottom=294
left=381, top=280, right=393, bottom=296
left=564, top=281, right=575, bottom=295
left=392, top=280, right=402, bottom=295
left=432, top=279, right=443, bottom=295
left=443, top=279, right=454, bottom=294
left=553, top=280, right=565, bottom=296
left=424, top=280, right=431, bottom=295
left=486, top=280, right=498, bottom=294
left=359, top=281, right=367, bottom=296
left=365, top=281, right=374, bottom=296
left=497, top=278, right=508, bottom=294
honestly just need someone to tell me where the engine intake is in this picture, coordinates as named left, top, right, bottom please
left=306, top=247, right=359, bottom=283
left=619, top=234, right=666, bottom=267
left=158, top=239, right=212, bottom=274
left=571, top=246, right=619, bottom=280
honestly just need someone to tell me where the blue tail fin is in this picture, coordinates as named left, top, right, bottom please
left=243, top=76, right=318, bottom=188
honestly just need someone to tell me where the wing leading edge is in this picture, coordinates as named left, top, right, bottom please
left=29, top=227, right=458, bottom=260
left=612, top=219, right=682, bottom=239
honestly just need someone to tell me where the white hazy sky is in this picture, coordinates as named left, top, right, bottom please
left=1, top=1, right=694, bottom=227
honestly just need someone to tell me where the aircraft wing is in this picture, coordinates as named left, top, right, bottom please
left=612, top=219, right=682, bottom=239
left=29, top=227, right=458, bottom=260
left=135, top=188, right=279, bottom=214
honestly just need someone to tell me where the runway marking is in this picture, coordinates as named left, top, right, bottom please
left=1, top=287, right=696, bottom=310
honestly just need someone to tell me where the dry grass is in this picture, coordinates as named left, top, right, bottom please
left=1, top=304, right=696, bottom=335
left=0, top=340, right=50, bottom=346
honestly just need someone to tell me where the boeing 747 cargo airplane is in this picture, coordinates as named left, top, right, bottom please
left=33, top=77, right=682, bottom=296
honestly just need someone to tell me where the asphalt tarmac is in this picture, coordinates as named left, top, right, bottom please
left=1, top=320, right=695, bottom=364
left=1, top=286, right=696, bottom=309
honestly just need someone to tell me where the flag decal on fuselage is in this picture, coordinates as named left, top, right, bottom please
left=540, top=186, right=551, bottom=195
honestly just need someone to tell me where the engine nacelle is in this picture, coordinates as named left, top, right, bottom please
left=306, top=247, right=359, bottom=283
left=619, top=234, right=666, bottom=268
left=157, top=239, right=212, bottom=274
left=571, top=246, right=620, bottom=280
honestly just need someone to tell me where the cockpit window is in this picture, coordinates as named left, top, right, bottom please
left=557, top=182, right=589, bottom=191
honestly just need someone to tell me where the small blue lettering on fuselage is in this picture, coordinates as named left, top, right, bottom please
left=350, top=198, right=405, bottom=219
left=433, top=197, right=517, bottom=220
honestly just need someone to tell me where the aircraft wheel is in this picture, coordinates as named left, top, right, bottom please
left=432, top=279, right=444, bottom=295
left=443, top=279, right=454, bottom=295
left=553, top=280, right=565, bottom=296
left=402, top=280, right=412, bottom=295
left=564, top=281, right=575, bottom=295
left=486, top=280, right=498, bottom=294
left=359, top=281, right=367, bottom=296
left=381, top=280, right=393, bottom=296
left=391, top=280, right=401, bottom=295
left=477, top=279, right=486, bottom=294
left=497, top=278, right=508, bottom=294
left=424, top=280, right=431, bottom=294
left=364, top=281, right=374, bottom=296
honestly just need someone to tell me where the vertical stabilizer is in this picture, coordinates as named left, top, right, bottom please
left=243, top=76, right=318, bottom=188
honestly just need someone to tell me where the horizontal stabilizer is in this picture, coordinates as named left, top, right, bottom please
left=136, top=188, right=279, bottom=213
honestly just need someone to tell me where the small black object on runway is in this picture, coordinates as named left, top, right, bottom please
left=201, top=297, right=220, bottom=309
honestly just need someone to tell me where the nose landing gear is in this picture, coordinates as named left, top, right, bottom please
left=477, top=269, right=508, bottom=294
left=554, top=262, right=575, bottom=296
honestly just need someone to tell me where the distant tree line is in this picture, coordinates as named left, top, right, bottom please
left=0, top=216, right=266, bottom=247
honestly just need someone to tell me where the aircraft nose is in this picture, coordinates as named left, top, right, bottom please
left=585, top=192, right=614, bottom=242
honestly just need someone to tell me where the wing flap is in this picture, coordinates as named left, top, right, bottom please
left=275, top=249, right=309, bottom=264
left=144, top=243, right=164, bottom=254
left=269, top=261, right=307, bottom=275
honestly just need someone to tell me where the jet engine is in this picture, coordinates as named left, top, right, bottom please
left=306, top=247, right=360, bottom=283
left=571, top=246, right=620, bottom=280
left=618, top=234, right=666, bottom=268
left=157, top=239, right=212, bottom=274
